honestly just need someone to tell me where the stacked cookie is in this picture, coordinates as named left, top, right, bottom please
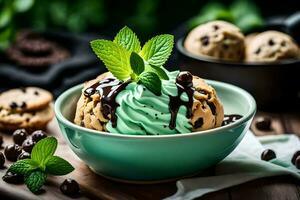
left=0, top=87, right=54, bottom=131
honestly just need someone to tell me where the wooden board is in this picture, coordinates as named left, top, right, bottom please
left=0, top=111, right=300, bottom=200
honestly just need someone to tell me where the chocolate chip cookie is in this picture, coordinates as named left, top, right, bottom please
left=0, top=87, right=52, bottom=112
left=0, top=105, right=54, bottom=131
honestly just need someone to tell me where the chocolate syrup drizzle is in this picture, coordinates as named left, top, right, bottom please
left=222, top=114, right=243, bottom=126
left=168, top=72, right=194, bottom=129
left=84, top=78, right=129, bottom=127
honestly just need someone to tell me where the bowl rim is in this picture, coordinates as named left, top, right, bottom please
left=176, top=38, right=300, bottom=66
left=55, top=79, right=256, bottom=139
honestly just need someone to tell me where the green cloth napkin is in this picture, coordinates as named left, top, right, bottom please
left=165, top=132, right=300, bottom=200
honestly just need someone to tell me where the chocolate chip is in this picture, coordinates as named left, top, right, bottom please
left=20, top=101, right=27, bottom=109
left=12, top=129, right=28, bottom=145
left=281, top=41, right=286, bottom=46
left=207, top=102, right=216, bottom=115
left=261, top=149, right=276, bottom=161
left=22, top=138, right=35, bottom=153
left=176, top=71, right=193, bottom=87
left=295, top=156, right=300, bottom=169
left=18, top=151, right=31, bottom=160
left=163, top=125, right=167, bottom=128
left=4, top=144, right=22, bottom=162
left=213, top=25, right=219, bottom=31
left=255, top=48, right=261, bottom=54
left=200, top=36, right=209, bottom=46
left=20, top=87, right=26, bottom=93
left=255, top=117, right=272, bottom=131
left=26, top=118, right=30, bottom=122
left=0, top=152, right=5, bottom=168
left=2, top=171, right=24, bottom=184
left=194, top=118, right=204, bottom=129
left=9, top=102, right=18, bottom=109
left=268, top=39, right=275, bottom=46
left=292, top=151, right=300, bottom=164
left=155, top=113, right=158, bottom=117
left=31, top=130, right=47, bottom=143
left=60, top=179, right=80, bottom=197
left=34, top=91, right=39, bottom=96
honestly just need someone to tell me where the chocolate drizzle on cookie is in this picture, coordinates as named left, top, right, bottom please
left=222, top=114, right=243, bottom=126
left=84, top=78, right=129, bottom=127
left=168, top=72, right=194, bottom=129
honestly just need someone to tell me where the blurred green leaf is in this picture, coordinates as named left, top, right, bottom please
left=188, top=2, right=234, bottom=29
left=188, top=0, right=264, bottom=33
left=13, top=0, right=34, bottom=13
left=0, top=26, right=14, bottom=50
left=0, top=6, right=12, bottom=28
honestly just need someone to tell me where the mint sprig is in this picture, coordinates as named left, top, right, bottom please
left=140, top=34, right=174, bottom=66
left=114, top=26, right=141, bottom=53
left=90, top=26, right=174, bottom=95
left=130, top=52, right=144, bottom=75
left=6, top=137, right=74, bottom=194
left=139, top=72, right=162, bottom=95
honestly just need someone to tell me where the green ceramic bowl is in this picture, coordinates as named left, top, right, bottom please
left=55, top=80, right=256, bottom=182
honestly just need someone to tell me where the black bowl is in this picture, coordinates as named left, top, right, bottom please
left=176, top=38, right=300, bottom=110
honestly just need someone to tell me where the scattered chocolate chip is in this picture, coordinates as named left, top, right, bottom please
left=281, top=41, right=286, bottom=46
left=163, top=125, right=167, bottom=128
left=194, top=118, right=204, bottom=129
left=200, top=36, right=209, bottom=46
left=34, top=91, right=39, bottom=96
left=268, top=39, right=275, bottom=46
left=0, top=152, right=5, bottom=168
left=176, top=71, right=193, bottom=87
left=12, top=129, right=28, bottom=145
left=2, top=171, right=24, bottom=184
left=20, top=101, right=27, bottom=109
left=17, top=151, right=31, bottom=160
left=295, top=156, right=300, bottom=169
left=261, top=149, right=276, bottom=161
left=22, top=138, right=35, bottom=153
left=4, top=144, right=22, bottom=162
left=155, top=113, right=158, bottom=117
left=31, top=130, right=47, bottom=143
left=9, top=102, right=18, bottom=109
left=292, top=151, right=300, bottom=164
left=255, top=48, right=261, bottom=54
left=255, top=117, right=272, bottom=131
left=60, top=179, right=80, bottom=197
left=26, top=118, right=30, bottom=123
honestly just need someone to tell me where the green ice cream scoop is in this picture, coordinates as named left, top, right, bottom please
left=105, top=71, right=192, bottom=135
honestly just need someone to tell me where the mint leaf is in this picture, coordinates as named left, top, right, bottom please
left=140, top=34, right=174, bottom=66
left=130, top=52, right=144, bottom=75
left=45, top=156, right=74, bottom=176
left=113, top=26, right=141, bottom=53
left=145, top=64, right=169, bottom=80
left=8, top=159, right=38, bottom=175
left=91, top=39, right=132, bottom=80
left=138, top=72, right=162, bottom=95
left=25, top=171, right=47, bottom=193
left=31, top=137, right=57, bottom=167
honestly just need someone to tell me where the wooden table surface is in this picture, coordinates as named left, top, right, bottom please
left=0, top=111, right=300, bottom=200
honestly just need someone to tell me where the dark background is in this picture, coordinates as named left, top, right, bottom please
left=8, top=0, right=300, bottom=40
